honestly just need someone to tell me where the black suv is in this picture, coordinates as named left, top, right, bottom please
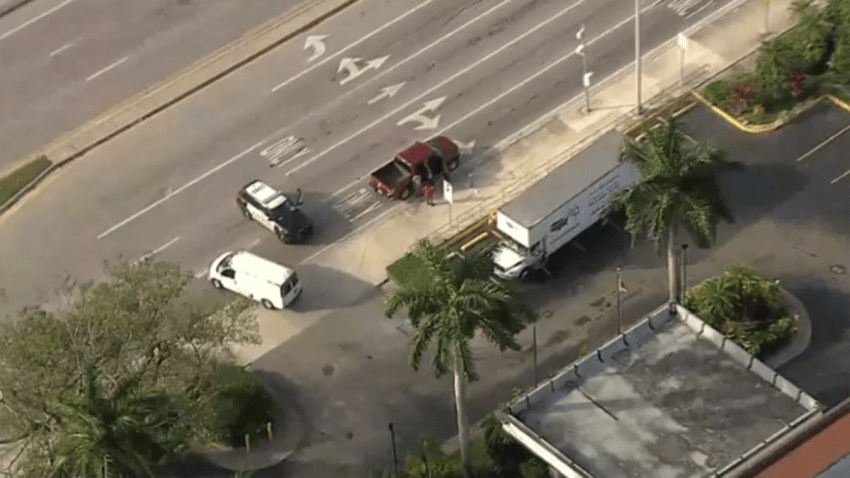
left=236, top=180, right=313, bottom=243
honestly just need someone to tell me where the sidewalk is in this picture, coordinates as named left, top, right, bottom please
left=310, top=0, right=798, bottom=286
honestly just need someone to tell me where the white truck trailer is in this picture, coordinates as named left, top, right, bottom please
left=492, top=130, right=639, bottom=280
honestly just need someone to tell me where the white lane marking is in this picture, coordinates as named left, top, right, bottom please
left=297, top=203, right=404, bottom=265
left=683, top=0, right=715, bottom=19
left=304, top=34, right=328, bottom=62
left=49, top=39, right=76, bottom=57
left=350, top=201, right=381, bottom=221
left=796, top=124, right=850, bottom=162
left=284, top=0, right=588, bottom=177
left=0, top=0, right=76, bottom=42
left=338, top=55, right=390, bottom=86
left=271, top=0, right=435, bottom=92
left=367, top=82, right=406, bottom=105
left=246, top=238, right=261, bottom=249
left=195, top=270, right=209, bottom=279
left=397, top=96, right=446, bottom=130
left=434, top=1, right=661, bottom=136
left=263, top=0, right=513, bottom=191
left=85, top=56, right=129, bottom=82
left=137, top=236, right=180, bottom=262
left=260, top=136, right=311, bottom=166
left=97, top=141, right=266, bottom=240
left=830, top=169, right=850, bottom=184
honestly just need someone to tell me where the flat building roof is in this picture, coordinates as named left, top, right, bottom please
left=502, top=304, right=822, bottom=478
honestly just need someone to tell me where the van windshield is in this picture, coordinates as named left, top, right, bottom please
left=280, top=273, right=299, bottom=296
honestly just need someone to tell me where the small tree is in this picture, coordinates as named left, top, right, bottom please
left=0, top=260, right=266, bottom=474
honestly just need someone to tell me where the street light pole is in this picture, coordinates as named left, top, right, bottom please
left=635, top=0, right=642, bottom=114
left=681, top=244, right=689, bottom=303
left=577, top=24, right=591, bottom=113
left=389, top=423, right=399, bottom=476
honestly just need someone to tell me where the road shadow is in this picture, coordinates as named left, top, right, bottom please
left=447, top=144, right=506, bottom=203
left=288, top=264, right=378, bottom=312
left=292, top=191, right=355, bottom=247
left=777, top=274, right=850, bottom=407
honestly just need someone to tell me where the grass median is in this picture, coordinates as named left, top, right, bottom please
left=0, top=155, right=52, bottom=207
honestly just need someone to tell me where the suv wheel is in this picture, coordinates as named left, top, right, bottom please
left=400, top=187, right=412, bottom=200
left=211, top=278, right=223, bottom=289
left=276, top=228, right=291, bottom=244
left=261, top=299, right=276, bottom=310
left=447, top=158, right=459, bottom=171
left=519, top=268, right=532, bottom=280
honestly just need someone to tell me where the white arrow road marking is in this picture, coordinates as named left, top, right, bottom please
left=338, top=55, right=390, bottom=85
left=271, top=0, right=433, bottom=93
left=285, top=0, right=589, bottom=177
left=396, top=97, right=446, bottom=131
left=304, top=34, right=328, bottom=62
left=367, top=82, right=406, bottom=105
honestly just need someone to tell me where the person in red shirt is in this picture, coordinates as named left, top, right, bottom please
left=422, top=181, right=435, bottom=206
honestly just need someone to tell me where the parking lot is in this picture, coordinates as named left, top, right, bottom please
left=522, top=100, right=850, bottom=408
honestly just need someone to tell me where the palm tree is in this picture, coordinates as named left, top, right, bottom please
left=384, top=239, right=535, bottom=477
left=613, top=117, right=736, bottom=303
left=44, top=364, right=183, bottom=478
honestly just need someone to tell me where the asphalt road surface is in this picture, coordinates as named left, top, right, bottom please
left=235, top=102, right=848, bottom=477
left=0, top=0, right=305, bottom=165
left=0, top=0, right=735, bottom=317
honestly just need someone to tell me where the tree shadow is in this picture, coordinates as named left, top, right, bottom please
left=288, top=264, right=379, bottom=312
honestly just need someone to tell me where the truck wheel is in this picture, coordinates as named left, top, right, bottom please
left=261, top=299, right=276, bottom=310
left=400, top=187, right=412, bottom=200
left=211, top=279, right=223, bottom=289
left=447, top=158, right=459, bottom=171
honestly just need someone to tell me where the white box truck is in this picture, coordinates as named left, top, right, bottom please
left=492, top=130, right=639, bottom=280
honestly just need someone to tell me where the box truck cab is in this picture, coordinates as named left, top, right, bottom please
left=209, top=251, right=302, bottom=309
left=492, top=131, right=639, bottom=280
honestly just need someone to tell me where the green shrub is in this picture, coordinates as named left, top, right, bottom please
left=387, top=252, right=429, bottom=290
left=203, top=364, right=277, bottom=447
left=684, top=265, right=797, bottom=357
left=0, top=155, right=51, bottom=206
left=703, top=79, right=734, bottom=107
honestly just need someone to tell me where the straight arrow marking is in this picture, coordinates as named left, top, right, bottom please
left=367, top=82, right=406, bottom=105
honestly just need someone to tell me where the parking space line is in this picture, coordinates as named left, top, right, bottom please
left=97, top=140, right=266, bottom=240
left=830, top=169, right=850, bottom=185
left=796, top=124, right=850, bottom=162
left=136, top=236, right=180, bottom=263
left=49, top=39, right=77, bottom=57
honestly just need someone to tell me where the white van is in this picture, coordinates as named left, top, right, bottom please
left=208, top=251, right=302, bottom=309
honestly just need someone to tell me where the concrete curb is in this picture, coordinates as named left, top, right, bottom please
left=764, top=287, right=813, bottom=370
left=0, top=0, right=359, bottom=217
left=827, top=94, right=850, bottom=113
left=0, top=0, right=33, bottom=18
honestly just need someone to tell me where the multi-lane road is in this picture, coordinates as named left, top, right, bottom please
left=0, top=0, right=733, bottom=317
left=0, top=0, right=304, bottom=165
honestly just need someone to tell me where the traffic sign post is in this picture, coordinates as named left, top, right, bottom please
left=443, top=179, right=453, bottom=223
left=576, top=24, right=592, bottom=113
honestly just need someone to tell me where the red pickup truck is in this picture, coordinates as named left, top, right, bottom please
left=369, top=136, right=460, bottom=200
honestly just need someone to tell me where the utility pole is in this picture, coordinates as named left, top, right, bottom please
left=635, top=0, right=642, bottom=114
left=576, top=24, right=592, bottom=113
left=389, top=423, right=399, bottom=476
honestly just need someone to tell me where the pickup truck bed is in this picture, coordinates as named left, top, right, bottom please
left=372, top=161, right=408, bottom=188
